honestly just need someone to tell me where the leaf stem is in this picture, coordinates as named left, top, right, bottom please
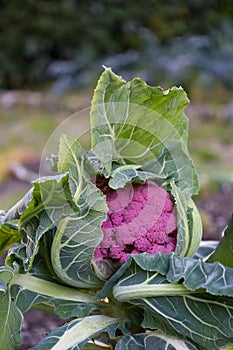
left=10, top=273, right=99, bottom=304
left=113, top=283, right=200, bottom=302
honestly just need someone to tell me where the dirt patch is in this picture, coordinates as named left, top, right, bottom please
left=196, top=184, right=233, bottom=240
left=18, top=310, right=64, bottom=350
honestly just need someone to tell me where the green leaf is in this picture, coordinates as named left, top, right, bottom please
left=10, top=273, right=93, bottom=302
left=143, top=140, right=199, bottom=199
left=3, top=136, right=108, bottom=288
left=9, top=273, right=104, bottom=321
left=136, top=293, right=233, bottom=350
left=58, top=134, right=87, bottom=204
left=108, top=253, right=233, bottom=350
left=0, top=189, right=30, bottom=255
left=1, top=174, right=72, bottom=272
left=1, top=188, right=33, bottom=221
left=194, top=240, right=218, bottom=260
left=50, top=136, right=108, bottom=288
left=0, top=289, right=23, bottom=350
left=0, top=223, right=21, bottom=256
left=51, top=212, right=105, bottom=288
left=90, top=68, right=198, bottom=197
left=0, top=266, right=14, bottom=293
left=57, top=134, right=107, bottom=212
left=170, top=181, right=202, bottom=257
left=0, top=266, right=14, bottom=284
left=32, top=315, right=127, bottom=350
left=115, top=331, right=199, bottom=350
left=51, top=205, right=106, bottom=288
left=112, top=253, right=233, bottom=300
left=18, top=173, right=72, bottom=270
left=207, top=214, right=233, bottom=267
left=171, top=181, right=193, bottom=257
left=141, top=310, right=182, bottom=337
left=185, top=200, right=203, bottom=257
left=108, top=164, right=164, bottom=189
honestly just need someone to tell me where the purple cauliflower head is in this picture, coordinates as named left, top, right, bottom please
left=94, top=177, right=177, bottom=268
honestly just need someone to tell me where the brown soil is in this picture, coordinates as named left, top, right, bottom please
left=17, top=310, right=64, bottom=350
left=196, top=184, right=233, bottom=240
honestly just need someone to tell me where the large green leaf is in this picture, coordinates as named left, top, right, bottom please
left=57, top=134, right=107, bottom=211
left=0, top=290, right=23, bottom=350
left=0, top=189, right=32, bottom=255
left=32, top=315, right=127, bottom=350
left=3, top=136, right=108, bottom=288
left=107, top=253, right=233, bottom=349
left=51, top=212, right=106, bottom=288
left=194, top=240, right=218, bottom=260
left=90, top=68, right=198, bottom=198
left=115, top=331, right=199, bottom=350
left=0, top=266, right=14, bottom=292
left=0, top=267, right=23, bottom=350
left=138, top=294, right=233, bottom=350
left=1, top=174, right=73, bottom=270
left=0, top=223, right=21, bottom=256
left=5, top=162, right=106, bottom=287
left=1, top=188, right=33, bottom=222
left=18, top=173, right=73, bottom=270
left=51, top=135, right=108, bottom=288
left=0, top=268, right=105, bottom=350
left=207, top=214, right=233, bottom=267
left=10, top=273, right=102, bottom=319
left=112, top=253, right=233, bottom=300
left=170, top=182, right=202, bottom=257
left=108, top=164, right=163, bottom=189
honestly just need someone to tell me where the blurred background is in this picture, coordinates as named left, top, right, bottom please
left=0, top=2, right=233, bottom=348
left=0, top=0, right=233, bottom=240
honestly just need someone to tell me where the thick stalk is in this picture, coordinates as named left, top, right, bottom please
left=113, top=283, right=202, bottom=302
left=10, top=273, right=99, bottom=304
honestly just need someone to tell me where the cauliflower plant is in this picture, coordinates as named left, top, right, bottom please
left=0, top=68, right=202, bottom=289
left=3, top=68, right=233, bottom=350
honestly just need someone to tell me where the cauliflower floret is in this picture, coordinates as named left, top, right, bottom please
left=94, top=177, right=177, bottom=266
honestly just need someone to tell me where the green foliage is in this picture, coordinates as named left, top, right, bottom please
left=0, top=223, right=21, bottom=256
left=207, top=214, right=233, bottom=267
left=0, top=0, right=233, bottom=89
left=1, top=70, right=233, bottom=350
left=0, top=0, right=154, bottom=88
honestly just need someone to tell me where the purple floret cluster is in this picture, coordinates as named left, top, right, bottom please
left=94, top=177, right=177, bottom=265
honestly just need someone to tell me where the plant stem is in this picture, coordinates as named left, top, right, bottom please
left=10, top=273, right=99, bottom=304
left=113, top=283, right=203, bottom=302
